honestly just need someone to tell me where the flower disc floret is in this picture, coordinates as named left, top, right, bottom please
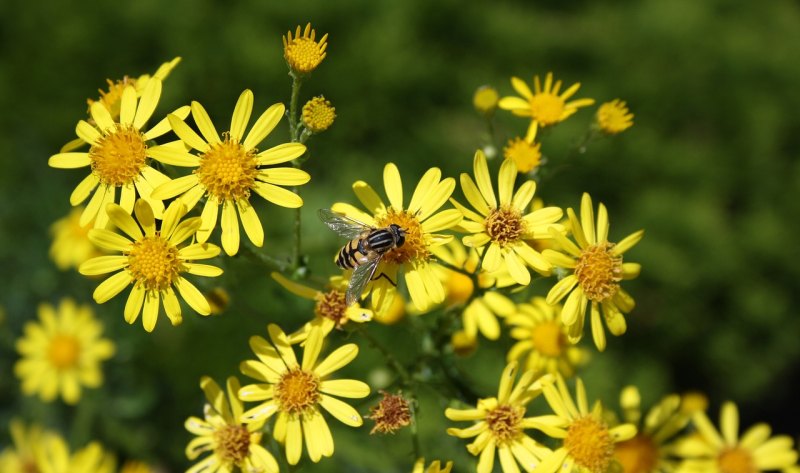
left=596, top=99, right=634, bottom=134
left=564, top=416, right=615, bottom=473
left=47, top=335, right=81, bottom=369
left=275, top=368, right=321, bottom=414
left=485, top=404, right=525, bottom=444
left=575, top=242, right=622, bottom=302
left=127, top=236, right=182, bottom=291
left=283, top=23, right=328, bottom=74
left=214, top=425, right=251, bottom=464
left=375, top=209, right=429, bottom=264
left=302, top=96, right=336, bottom=133
left=89, top=125, right=147, bottom=186
left=196, top=136, right=259, bottom=201
left=485, top=206, right=525, bottom=247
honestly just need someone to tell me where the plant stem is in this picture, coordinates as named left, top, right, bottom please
left=288, top=72, right=304, bottom=272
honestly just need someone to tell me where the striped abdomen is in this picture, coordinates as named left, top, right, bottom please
left=336, top=228, right=400, bottom=269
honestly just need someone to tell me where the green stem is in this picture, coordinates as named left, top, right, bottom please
left=288, top=73, right=304, bottom=272
left=408, top=392, right=422, bottom=460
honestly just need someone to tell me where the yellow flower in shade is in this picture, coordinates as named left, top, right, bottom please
left=149, top=89, right=308, bottom=256
left=498, top=72, right=595, bottom=134
left=543, top=193, right=644, bottom=351
left=473, top=85, right=499, bottom=116
left=271, top=272, right=373, bottom=342
left=536, top=375, right=637, bottom=473
left=506, top=297, right=588, bottom=378
left=48, top=78, right=189, bottom=229
left=120, top=461, right=155, bottom=473
left=673, top=402, right=798, bottom=473
left=302, top=96, right=336, bottom=133
left=283, top=23, right=328, bottom=74
left=596, top=99, right=634, bottom=135
left=446, top=362, right=556, bottom=473
left=79, top=200, right=223, bottom=332
left=65, top=442, right=116, bottom=473
left=413, top=458, right=454, bottom=473
left=373, top=292, right=407, bottom=324
left=0, top=421, right=58, bottom=472
left=503, top=123, right=542, bottom=174
left=612, top=386, right=691, bottom=473
left=14, top=299, right=115, bottom=404
left=49, top=207, right=102, bottom=270
left=185, top=376, right=278, bottom=473
left=331, top=162, right=463, bottom=312
left=238, top=324, right=370, bottom=465
left=452, top=150, right=563, bottom=286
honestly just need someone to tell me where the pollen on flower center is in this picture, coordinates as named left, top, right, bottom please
left=485, top=206, right=525, bottom=247
left=530, top=93, right=565, bottom=126
left=48, top=335, right=81, bottom=369
left=485, top=404, right=524, bottom=444
left=89, top=78, right=135, bottom=119
left=717, top=447, right=756, bottom=473
left=195, top=136, right=259, bottom=201
left=302, top=96, right=336, bottom=133
left=315, top=290, right=349, bottom=327
left=214, top=425, right=251, bottom=464
left=531, top=321, right=566, bottom=357
left=89, top=125, right=147, bottom=186
left=614, top=434, right=658, bottom=473
left=575, top=242, right=622, bottom=302
left=275, top=368, right=320, bottom=414
left=376, top=209, right=428, bottom=265
left=564, top=416, right=615, bottom=473
left=283, top=24, right=328, bottom=74
left=127, top=235, right=183, bottom=291
left=504, top=137, right=542, bottom=173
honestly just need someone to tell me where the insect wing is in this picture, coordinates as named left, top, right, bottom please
left=346, top=256, right=381, bottom=306
left=318, top=208, right=371, bottom=239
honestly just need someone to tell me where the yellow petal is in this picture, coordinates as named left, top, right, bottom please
left=133, top=79, right=162, bottom=129
left=144, top=105, right=191, bottom=140
left=418, top=178, right=456, bottom=221
left=142, top=291, right=160, bottom=332
left=197, top=198, right=219, bottom=243
left=119, top=85, right=137, bottom=126
left=90, top=102, right=115, bottom=132
left=148, top=144, right=200, bottom=167
left=75, top=120, right=101, bottom=145
left=504, top=251, right=530, bottom=285
left=580, top=193, right=596, bottom=245
left=591, top=303, right=606, bottom=351
left=473, top=150, right=497, bottom=209
left=256, top=142, right=306, bottom=165
left=320, top=379, right=370, bottom=398
left=258, top=167, right=311, bottom=186
left=221, top=200, right=240, bottom=256
left=48, top=152, right=91, bottom=169
left=720, top=402, right=739, bottom=446
left=383, top=163, right=403, bottom=210
left=163, top=287, right=183, bottom=326
left=191, top=101, right=220, bottom=144
left=511, top=180, right=537, bottom=213
left=482, top=243, right=502, bottom=272
left=460, top=174, right=491, bottom=217
left=253, top=182, right=303, bottom=208
left=244, top=103, right=285, bottom=150
left=614, top=230, right=644, bottom=255
left=285, top=417, right=302, bottom=465
left=301, top=325, right=323, bottom=371
left=70, top=173, right=99, bottom=206
left=314, top=344, right=358, bottom=377
left=319, top=394, right=362, bottom=427
left=407, top=167, right=442, bottom=215
left=93, top=271, right=131, bottom=303
left=183, top=263, right=223, bottom=277
left=124, top=284, right=145, bottom=324
left=352, top=181, right=385, bottom=215
left=87, top=228, right=132, bottom=252
left=271, top=272, right=318, bottom=299
left=498, top=159, right=517, bottom=206
left=236, top=199, right=264, bottom=247
left=230, top=89, right=254, bottom=142
left=546, top=275, right=578, bottom=305
left=78, top=256, right=128, bottom=275
left=167, top=113, right=209, bottom=153
left=175, top=277, right=211, bottom=315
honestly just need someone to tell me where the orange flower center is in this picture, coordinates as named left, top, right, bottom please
left=529, top=93, right=565, bottom=126
left=368, top=391, right=411, bottom=434
left=89, top=125, right=147, bottom=186
left=531, top=321, right=566, bottom=357
left=315, top=290, right=349, bottom=327
left=575, top=242, right=622, bottom=302
left=89, top=77, right=136, bottom=119
left=375, top=209, right=428, bottom=264
left=48, top=335, right=81, bottom=369
left=275, top=368, right=320, bottom=414
left=283, top=33, right=327, bottom=74
left=504, top=137, right=542, bottom=173
left=196, top=136, right=259, bottom=202
left=485, top=206, right=525, bottom=247
left=302, top=96, right=336, bottom=133
left=485, top=404, right=524, bottom=444
left=127, top=235, right=182, bottom=291
left=214, top=425, right=251, bottom=464
left=614, top=434, right=658, bottom=473
left=718, top=447, right=756, bottom=473
left=564, top=416, right=615, bottom=473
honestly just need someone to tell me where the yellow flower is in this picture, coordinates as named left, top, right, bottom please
left=49, top=207, right=103, bottom=270
left=543, top=193, right=643, bottom=351
left=446, top=362, right=554, bottom=473
left=79, top=199, right=223, bottom=332
left=503, top=123, right=542, bottom=174
left=120, top=461, right=155, bottom=473
left=413, top=458, right=454, bottom=473
left=673, top=402, right=798, bottom=473
left=271, top=272, right=373, bottom=342
left=506, top=297, right=588, bottom=378
left=238, top=324, right=370, bottom=465
left=14, top=299, right=115, bottom=404
left=596, top=99, right=634, bottom=134
left=65, top=442, right=116, bottom=473
left=473, top=85, right=499, bottom=116
left=0, top=420, right=59, bottom=472
left=150, top=89, right=308, bottom=256
left=331, top=162, right=463, bottom=312
left=185, top=376, right=278, bottom=473
left=49, top=78, right=188, bottom=228
left=536, top=375, right=637, bottom=473
left=302, top=96, right=336, bottom=133
left=283, top=23, right=328, bottom=74
left=452, top=150, right=563, bottom=285
left=612, top=386, right=691, bottom=473
left=499, top=72, right=595, bottom=134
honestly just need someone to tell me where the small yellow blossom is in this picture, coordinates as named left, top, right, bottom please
left=503, top=122, right=542, bottom=174
left=49, top=207, right=103, bottom=270
left=0, top=421, right=59, bottom=472
left=473, top=85, right=499, bottom=116
left=596, top=99, right=634, bottom=134
left=204, top=287, right=230, bottom=315
left=120, top=461, right=156, bottom=473
left=283, top=23, right=328, bottom=74
left=302, top=96, right=336, bottom=133
left=413, top=458, right=454, bottom=473
left=14, top=299, right=115, bottom=404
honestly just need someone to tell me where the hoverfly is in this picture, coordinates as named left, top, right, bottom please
left=318, top=208, right=406, bottom=306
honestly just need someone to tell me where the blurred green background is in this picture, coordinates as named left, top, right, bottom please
left=2, top=0, right=800, bottom=471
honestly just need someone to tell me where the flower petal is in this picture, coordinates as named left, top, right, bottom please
left=256, top=143, right=306, bottom=165
left=498, top=160, right=517, bottom=206
left=230, top=89, right=254, bottom=142
left=253, top=182, right=303, bottom=208
left=221, top=200, right=240, bottom=256
left=133, top=79, right=162, bottom=129
left=244, top=103, right=285, bottom=150
left=314, top=344, right=358, bottom=377
left=383, top=163, right=403, bottom=210
left=78, top=256, right=128, bottom=276
left=191, top=101, right=221, bottom=144
left=352, top=181, right=386, bottom=215
left=175, top=277, right=211, bottom=315
left=93, top=271, right=131, bottom=303
left=236, top=199, right=264, bottom=247
left=320, top=379, right=370, bottom=398
left=48, top=152, right=90, bottom=169
left=473, top=151, right=497, bottom=209
left=319, top=394, right=362, bottom=427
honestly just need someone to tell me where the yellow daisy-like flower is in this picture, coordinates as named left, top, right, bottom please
left=331, top=162, right=463, bottom=312
left=271, top=272, right=373, bottom=342
left=673, top=402, right=798, bottom=473
left=499, top=72, right=595, bottom=134
left=14, top=299, right=115, bottom=404
left=413, top=458, right=454, bottom=473
left=596, top=99, right=634, bottom=135
left=506, top=297, right=588, bottom=378
left=473, top=85, right=499, bottom=116
left=238, top=324, right=370, bottom=465
left=543, top=192, right=643, bottom=351
left=0, top=420, right=58, bottom=472
left=446, top=362, right=554, bottom=473
left=453, top=150, right=563, bottom=286
left=503, top=123, right=542, bottom=174
left=49, top=207, right=103, bottom=270
left=79, top=199, right=223, bottom=332
left=150, top=89, right=308, bottom=256
left=185, top=376, right=278, bottom=473
left=64, top=442, right=116, bottom=473
left=283, top=23, right=328, bottom=74
left=302, top=96, right=336, bottom=133
left=536, top=375, right=637, bottom=473
left=612, top=386, right=691, bottom=473
left=48, top=78, right=188, bottom=229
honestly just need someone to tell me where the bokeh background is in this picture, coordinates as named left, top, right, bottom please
left=1, top=0, right=799, bottom=471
